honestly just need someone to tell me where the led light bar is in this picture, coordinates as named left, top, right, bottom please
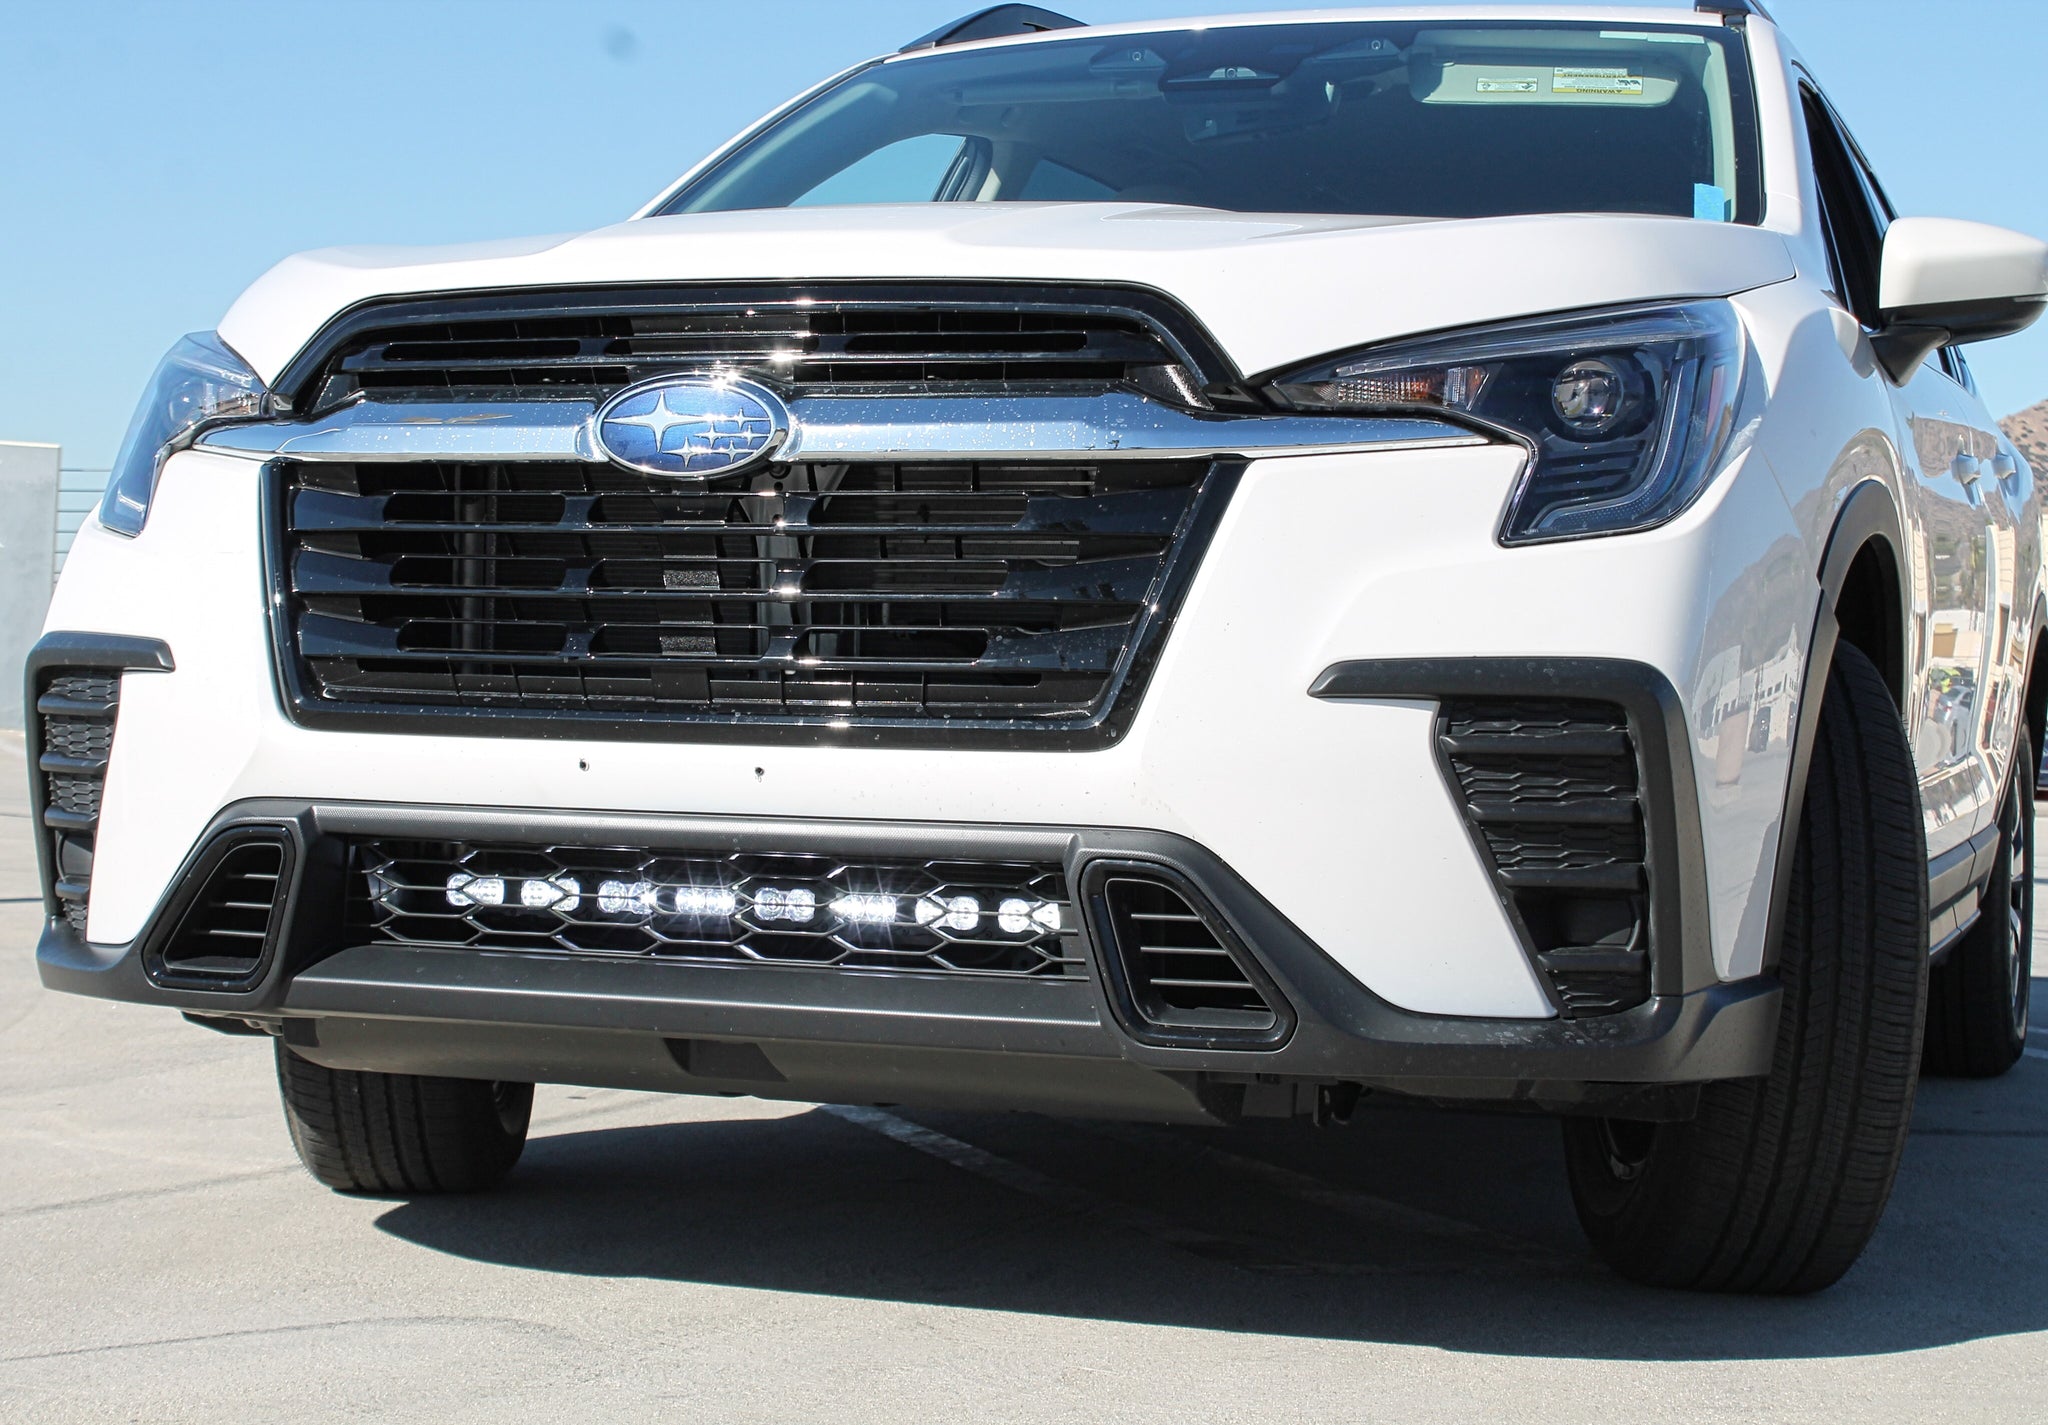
left=364, top=839, right=1080, bottom=978
left=442, top=875, right=1063, bottom=936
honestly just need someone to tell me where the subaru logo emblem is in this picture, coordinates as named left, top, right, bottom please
left=594, top=375, right=790, bottom=478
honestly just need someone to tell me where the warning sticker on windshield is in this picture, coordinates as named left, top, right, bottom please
left=1552, top=67, right=1644, bottom=95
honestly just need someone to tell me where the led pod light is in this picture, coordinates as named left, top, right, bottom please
left=1267, top=301, right=1754, bottom=544
left=446, top=872, right=581, bottom=912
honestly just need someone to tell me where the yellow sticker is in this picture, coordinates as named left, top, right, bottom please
left=1552, top=66, right=1644, bottom=95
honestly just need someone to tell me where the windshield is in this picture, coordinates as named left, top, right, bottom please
left=658, top=20, right=1762, bottom=223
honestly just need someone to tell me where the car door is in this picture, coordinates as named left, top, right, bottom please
left=1915, top=346, right=2034, bottom=791
left=1801, top=85, right=2014, bottom=855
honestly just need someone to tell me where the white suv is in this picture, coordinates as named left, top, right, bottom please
left=33, top=1, right=2048, bottom=1293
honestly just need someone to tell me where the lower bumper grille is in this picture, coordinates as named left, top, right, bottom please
left=1439, top=697, right=1651, bottom=1017
left=353, top=840, right=1082, bottom=978
left=33, top=670, right=119, bottom=937
left=274, top=454, right=1227, bottom=743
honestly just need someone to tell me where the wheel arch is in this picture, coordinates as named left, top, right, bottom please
left=1759, top=481, right=1914, bottom=971
left=2023, top=591, right=2048, bottom=791
left=1818, top=483, right=1911, bottom=712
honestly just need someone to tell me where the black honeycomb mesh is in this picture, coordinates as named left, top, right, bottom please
left=1439, top=696, right=1650, bottom=1018
left=43, top=718, right=112, bottom=762
left=36, top=670, right=120, bottom=940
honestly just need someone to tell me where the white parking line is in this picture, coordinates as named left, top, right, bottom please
left=2025, top=1047, right=2048, bottom=1062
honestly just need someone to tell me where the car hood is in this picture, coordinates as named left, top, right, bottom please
left=219, top=203, right=1797, bottom=387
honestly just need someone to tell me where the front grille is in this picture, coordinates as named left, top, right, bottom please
left=274, top=455, right=1224, bottom=735
left=1090, top=869, right=1289, bottom=1047
left=1438, top=698, right=1650, bottom=1017
left=291, top=287, right=1214, bottom=411
left=352, top=840, right=1081, bottom=978
left=34, top=671, right=119, bottom=937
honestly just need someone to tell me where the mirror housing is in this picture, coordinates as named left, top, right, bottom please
left=1872, top=217, right=2048, bottom=382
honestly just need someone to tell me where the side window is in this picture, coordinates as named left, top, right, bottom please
left=1800, top=87, right=1888, bottom=328
left=1951, top=348, right=1981, bottom=398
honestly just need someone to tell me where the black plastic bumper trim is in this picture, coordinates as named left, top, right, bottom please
left=286, top=945, right=1114, bottom=1057
left=37, top=797, right=1779, bottom=1097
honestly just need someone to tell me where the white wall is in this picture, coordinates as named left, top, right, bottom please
left=0, top=441, right=60, bottom=729
left=55, top=466, right=105, bottom=577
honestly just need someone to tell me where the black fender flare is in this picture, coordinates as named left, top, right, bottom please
left=1759, top=481, right=1910, bottom=970
left=2024, top=589, right=2048, bottom=769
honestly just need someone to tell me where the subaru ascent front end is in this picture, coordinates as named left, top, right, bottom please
left=34, top=3, right=2048, bottom=1292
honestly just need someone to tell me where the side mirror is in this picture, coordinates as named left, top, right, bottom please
left=1872, top=217, right=2048, bottom=382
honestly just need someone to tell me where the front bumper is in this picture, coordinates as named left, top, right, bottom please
left=45, top=430, right=1813, bottom=1019
left=39, top=798, right=1778, bottom=1121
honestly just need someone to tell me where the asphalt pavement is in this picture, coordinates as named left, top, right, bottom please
left=2, top=734, right=2044, bottom=1423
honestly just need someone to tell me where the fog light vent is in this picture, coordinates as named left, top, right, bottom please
left=33, top=670, right=120, bottom=938
left=1438, top=696, right=1651, bottom=1017
left=1087, top=865, right=1291, bottom=1049
left=148, top=831, right=293, bottom=988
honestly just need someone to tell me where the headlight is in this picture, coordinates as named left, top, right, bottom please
left=1267, top=301, right=1753, bottom=544
left=99, top=332, right=272, bottom=537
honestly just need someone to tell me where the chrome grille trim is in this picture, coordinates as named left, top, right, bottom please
left=201, top=392, right=1485, bottom=463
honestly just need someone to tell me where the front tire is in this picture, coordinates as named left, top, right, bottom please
left=275, top=1042, right=532, bottom=1193
left=1562, top=641, right=1928, bottom=1293
left=1923, top=729, right=2034, bottom=1077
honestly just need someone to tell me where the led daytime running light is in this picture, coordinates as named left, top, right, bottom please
left=1268, top=300, right=1751, bottom=543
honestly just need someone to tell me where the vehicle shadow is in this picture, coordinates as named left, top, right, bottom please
left=374, top=1026, right=2048, bottom=1362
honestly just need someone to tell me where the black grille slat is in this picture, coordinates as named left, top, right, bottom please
left=276, top=456, right=1213, bottom=726
left=287, top=485, right=1194, bottom=539
left=1439, top=697, right=1650, bottom=1018
left=314, top=301, right=1194, bottom=406
left=352, top=840, right=1082, bottom=979
left=1464, top=796, right=1636, bottom=826
left=291, top=548, right=1164, bottom=604
left=1440, top=730, right=1631, bottom=757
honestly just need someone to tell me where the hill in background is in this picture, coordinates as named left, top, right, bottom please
left=2005, top=400, right=2048, bottom=473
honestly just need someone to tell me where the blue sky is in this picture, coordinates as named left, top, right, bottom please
left=3, top=0, right=2044, bottom=471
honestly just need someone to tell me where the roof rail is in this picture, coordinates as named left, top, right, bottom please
left=901, top=5, right=1085, bottom=53
left=1695, top=0, right=1775, bottom=20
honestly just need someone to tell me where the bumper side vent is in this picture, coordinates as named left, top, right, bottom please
left=1439, top=697, right=1650, bottom=1017
left=146, top=831, right=294, bottom=989
left=34, top=671, right=120, bottom=937
left=1088, top=866, right=1292, bottom=1049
